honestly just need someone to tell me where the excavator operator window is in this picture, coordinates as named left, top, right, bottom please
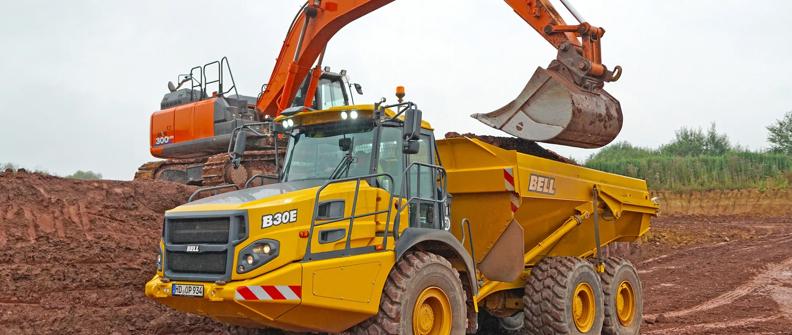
left=319, top=78, right=348, bottom=110
left=291, top=75, right=349, bottom=110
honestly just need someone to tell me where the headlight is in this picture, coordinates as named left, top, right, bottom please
left=237, top=239, right=280, bottom=274
left=253, top=243, right=272, bottom=255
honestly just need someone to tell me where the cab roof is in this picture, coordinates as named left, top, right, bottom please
left=275, top=104, right=433, bottom=130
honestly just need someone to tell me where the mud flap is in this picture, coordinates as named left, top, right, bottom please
left=478, top=219, right=525, bottom=282
left=472, top=67, right=622, bottom=148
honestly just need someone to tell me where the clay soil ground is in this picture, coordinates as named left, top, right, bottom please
left=1, top=171, right=790, bottom=334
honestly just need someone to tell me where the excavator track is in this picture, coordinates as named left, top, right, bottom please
left=135, top=150, right=283, bottom=187
left=202, top=150, right=282, bottom=187
left=134, top=158, right=206, bottom=185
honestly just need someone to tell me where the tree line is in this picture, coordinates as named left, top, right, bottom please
left=585, top=111, right=792, bottom=191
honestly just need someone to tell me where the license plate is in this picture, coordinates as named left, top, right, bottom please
left=172, top=284, right=204, bottom=297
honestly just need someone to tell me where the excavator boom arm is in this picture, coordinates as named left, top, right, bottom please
left=255, top=0, right=623, bottom=148
left=256, top=0, right=613, bottom=118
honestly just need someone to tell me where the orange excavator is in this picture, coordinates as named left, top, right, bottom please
left=136, top=0, right=622, bottom=186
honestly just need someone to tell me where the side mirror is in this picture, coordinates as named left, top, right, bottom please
left=338, top=138, right=352, bottom=152
left=402, top=108, right=422, bottom=141
left=402, top=108, right=422, bottom=154
left=167, top=81, right=177, bottom=92
left=231, top=130, right=248, bottom=168
left=353, top=83, right=363, bottom=95
left=403, top=140, right=420, bottom=154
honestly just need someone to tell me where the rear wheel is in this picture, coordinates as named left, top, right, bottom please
left=524, top=257, right=604, bottom=335
left=343, top=251, right=467, bottom=335
left=600, top=257, right=643, bottom=335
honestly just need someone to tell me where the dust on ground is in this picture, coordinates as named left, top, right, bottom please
left=0, top=171, right=790, bottom=334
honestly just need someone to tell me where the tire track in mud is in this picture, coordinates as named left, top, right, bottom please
left=645, top=257, right=792, bottom=319
left=639, top=216, right=792, bottom=335
left=644, top=316, right=784, bottom=335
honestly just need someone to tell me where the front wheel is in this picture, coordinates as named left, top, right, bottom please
left=343, top=251, right=468, bottom=335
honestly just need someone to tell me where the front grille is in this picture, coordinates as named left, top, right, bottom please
left=166, top=250, right=227, bottom=274
left=167, top=217, right=230, bottom=244
left=163, top=213, right=247, bottom=281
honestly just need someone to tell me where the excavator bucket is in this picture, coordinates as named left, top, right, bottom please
left=473, top=66, right=622, bottom=148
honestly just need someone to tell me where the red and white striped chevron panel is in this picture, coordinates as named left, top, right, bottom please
left=504, top=168, right=521, bottom=212
left=503, top=168, right=515, bottom=191
left=235, top=285, right=302, bottom=301
left=510, top=193, right=521, bottom=213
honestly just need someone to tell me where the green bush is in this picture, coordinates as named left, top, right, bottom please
left=586, top=124, right=792, bottom=191
left=66, top=170, right=103, bottom=180
left=587, top=152, right=792, bottom=191
left=768, top=111, right=792, bottom=154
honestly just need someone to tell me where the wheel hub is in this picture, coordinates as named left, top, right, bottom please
left=572, top=282, right=596, bottom=332
left=413, top=287, right=451, bottom=335
left=616, top=281, right=636, bottom=326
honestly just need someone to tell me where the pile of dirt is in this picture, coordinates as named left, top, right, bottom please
left=0, top=171, right=228, bottom=334
left=444, top=132, right=577, bottom=164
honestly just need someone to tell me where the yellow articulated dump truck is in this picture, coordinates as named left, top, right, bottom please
left=145, top=101, right=658, bottom=335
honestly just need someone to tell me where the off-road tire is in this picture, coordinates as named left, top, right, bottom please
left=523, top=257, right=604, bottom=335
left=600, top=257, right=643, bottom=335
left=342, top=251, right=467, bottom=334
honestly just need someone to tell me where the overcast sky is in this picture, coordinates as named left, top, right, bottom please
left=2, top=0, right=790, bottom=180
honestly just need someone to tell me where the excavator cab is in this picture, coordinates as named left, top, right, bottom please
left=140, top=58, right=359, bottom=186
left=291, top=67, right=356, bottom=110
left=149, top=59, right=356, bottom=161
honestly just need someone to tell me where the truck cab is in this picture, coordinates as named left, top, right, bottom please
left=145, top=102, right=464, bottom=333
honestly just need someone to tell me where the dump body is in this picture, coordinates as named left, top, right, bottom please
left=438, top=136, right=657, bottom=282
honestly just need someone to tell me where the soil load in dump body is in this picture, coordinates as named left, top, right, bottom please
left=444, top=132, right=577, bottom=164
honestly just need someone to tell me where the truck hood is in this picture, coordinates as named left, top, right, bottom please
left=190, top=179, right=326, bottom=205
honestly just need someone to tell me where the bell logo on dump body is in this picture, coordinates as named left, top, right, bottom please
left=528, top=174, right=556, bottom=195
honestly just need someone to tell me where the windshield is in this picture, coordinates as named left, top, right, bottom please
left=284, top=123, right=376, bottom=182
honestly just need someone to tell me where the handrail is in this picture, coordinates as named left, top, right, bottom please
left=244, top=174, right=279, bottom=189
left=202, top=57, right=239, bottom=99
left=188, top=184, right=240, bottom=203
left=304, top=173, right=395, bottom=261
left=391, top=161, right=448, bottom=236
left=189, top=65, right=203, bottom=101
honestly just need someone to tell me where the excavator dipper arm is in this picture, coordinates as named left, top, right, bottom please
left=256, top=0, right=623, bottom=148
